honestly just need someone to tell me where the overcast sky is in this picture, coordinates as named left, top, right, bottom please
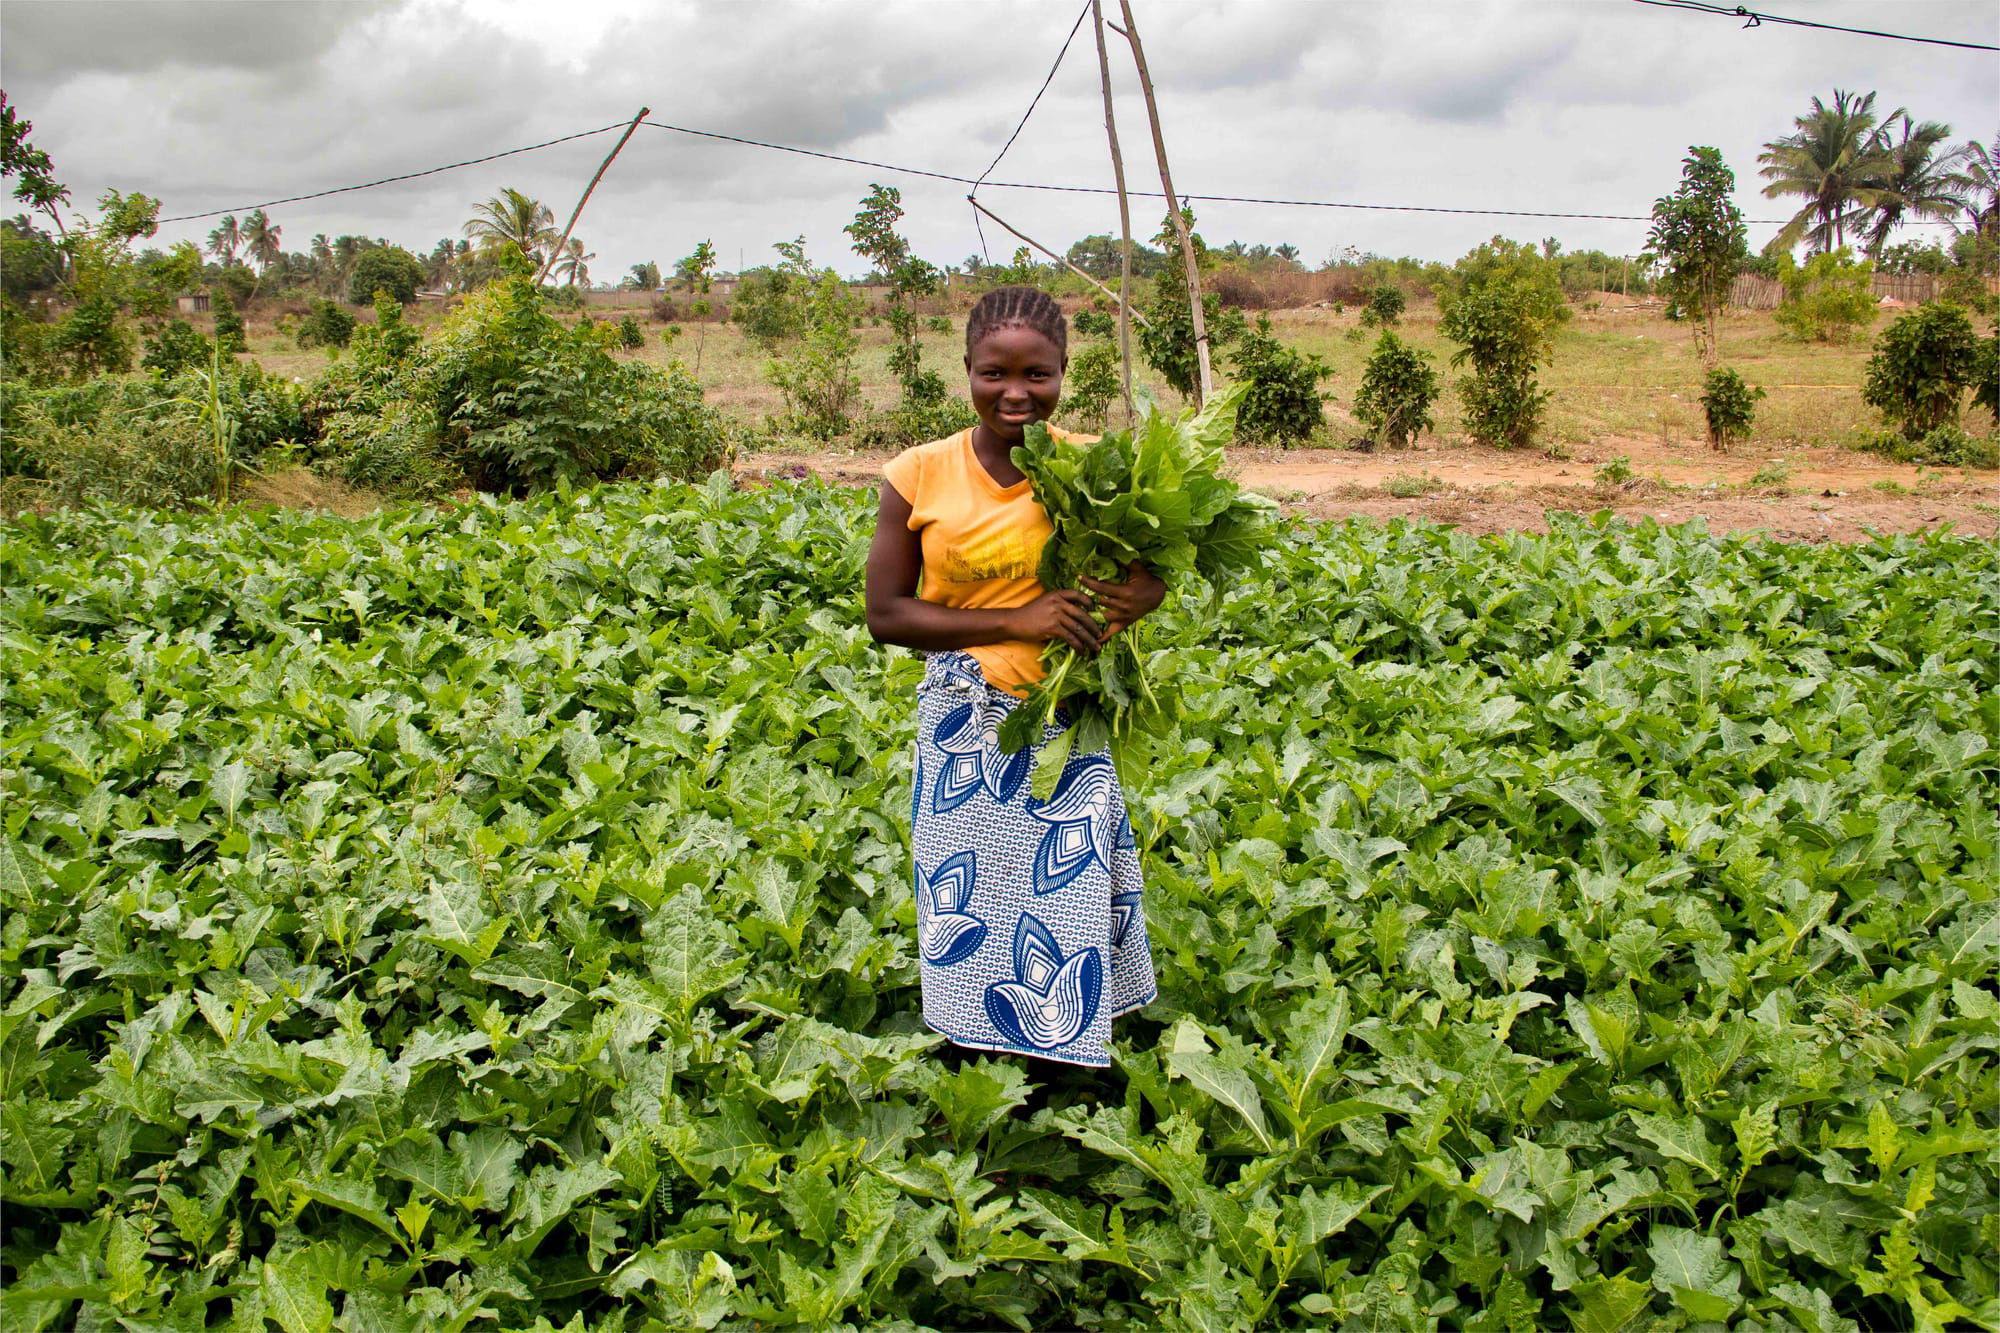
left=3, top=0, right=1994, bottom=281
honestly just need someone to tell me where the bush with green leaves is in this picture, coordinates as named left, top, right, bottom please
left=345, top=245, right=425, bottom=305
left=295, top=298, right=355, bottom=351
left=1773, top=248, right=1877, bottom=344
left=1698, top=366, right=1765, bottom=452
left=1230, top=313, right=1331, bottom=445
left=1137, top=267, right=1245, bottom=398
left=0, top=376, right=215, bottom=505
left=48, top=294, right=133, bottom=376
left=1974, top=329, right=1998, bottom=423
left=1437, top=237, right=1569, bottom=449
left=1352, top=331, right=1439, bottom=448
left=729, top=263, right=806, bottom=347
left=618, top=315, right=645, bottom=350
left=350, top=291, right=420, bottom=375
left=1073, top=307, right=1116, bottom=340
left=1861, top=302, right=1983, bottom=441
left=140, top=318, right=213, bottom=377
left=209, top=288, right=246, bottom=355
left=764, top=261, right=862, bottom=441
left=1060, top=340, right=1120, bottom=432
left=1359, top=284, right=1405, bottom=329
left=1866, top=424, right=1999, bottom=469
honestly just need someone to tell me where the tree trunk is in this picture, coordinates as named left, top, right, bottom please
left=1093, top=0, right=1136, bottom=427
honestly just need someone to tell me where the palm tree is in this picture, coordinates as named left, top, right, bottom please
left=206, top=214, right=241, bottom=267
left=1960, top=128, right=2000, bottom=237
left=1858, top=114, right=1973, bottom=257
left=463, top=188, right=557, bottom=269
left=241, top=209, right=282, bottom=300
left=1757, top=89, right=1895, bottom=255
left=554, top=237, right=593, bottom=287
left=621, top=260, right=662, bottom=291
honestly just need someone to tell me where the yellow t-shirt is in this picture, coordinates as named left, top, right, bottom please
left=882, top=426, right=1090, bottom=696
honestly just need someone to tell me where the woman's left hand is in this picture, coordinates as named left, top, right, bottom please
left=1079, top=560, right=1167, bottom=644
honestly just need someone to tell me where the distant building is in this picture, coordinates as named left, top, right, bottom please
left=176, top=294, right=212, bottom=315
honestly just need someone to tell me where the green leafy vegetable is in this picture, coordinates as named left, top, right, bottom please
left=998, top=383, right=1278, bottom=795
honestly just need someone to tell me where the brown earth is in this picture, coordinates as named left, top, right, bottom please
left=737, top=436, right=2000, bottom=543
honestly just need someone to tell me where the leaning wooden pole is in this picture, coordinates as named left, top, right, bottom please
left=1117, top=0, right=1210, bottom=405
left=535, top=106, right=650, bottom=286
left=1092, top=0, right=1136, bottom=426
left=967, top=197, right=1153, bottom=327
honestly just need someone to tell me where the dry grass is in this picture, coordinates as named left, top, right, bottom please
left=236, top=465, right=385, bottom=519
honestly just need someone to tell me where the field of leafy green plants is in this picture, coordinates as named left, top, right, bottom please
left=3, top=478, right=1996, bottom=1331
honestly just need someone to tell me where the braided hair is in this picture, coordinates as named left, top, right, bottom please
left=965, top=285, right=1067, bottom=361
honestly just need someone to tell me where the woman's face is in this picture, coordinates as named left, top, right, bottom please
left=965, top=325, right=1066, bottom=443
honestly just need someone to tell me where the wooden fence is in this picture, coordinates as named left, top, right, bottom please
left=1729, top=271, right=1998, bottom=310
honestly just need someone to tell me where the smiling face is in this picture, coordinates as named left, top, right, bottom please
left=965, top=325, right=1066, bottom=444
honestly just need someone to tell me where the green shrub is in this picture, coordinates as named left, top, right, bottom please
left=1698, top=366, right=1765, bottom=452
left=765, top=268, right=861, bottom=440
left=1593, top=455, right=1634, bottom=486
left=296, top=298, right=354, bottom=351
left=1, top=379, right=215, bottom=506
left=1137, top=267, right=1244, bottom=398
left=345, top=246, right=424, bottom=306
left=1359, top=284, right=1405, bottom=328
left=1060, top=341, right=1120, bottom=432
left=210, top=289, right=246, bottom=355
left=1437, top=237, right=1568, bottom=449
left=730, top=266, right=805, bottom=347
left=1862, top=302, right=1982, bottom=440
left=1866, top=424, right=1999, bottom=469
left=140, top=319, right=214, bottom=377
left=1072, top=308, right=1115, bottom=339
left=50, top=295, right=134, bottom=376
left=1772, top=248, right=1877, bottom=344
left=1230, top=314, right=1331, bottom=446
left=1974, top=330, right=1998, bottom=422
left=351, top=292, right=419, bottom=377
left=1352, top=331, right=1439, bottom=448
left=618, top=315, right=645, bottom=350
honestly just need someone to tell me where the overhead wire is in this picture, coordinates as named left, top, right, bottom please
left=152, top=110, right=1967, bottom=237
left=1629, top=0, right=1997, bottom=51
left=154, top=121, right=629, bottom=224
left=968, top=0, right=1095, bottom=267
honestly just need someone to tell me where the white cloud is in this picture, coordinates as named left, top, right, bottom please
left=2, top=0, right=1992, bottom=276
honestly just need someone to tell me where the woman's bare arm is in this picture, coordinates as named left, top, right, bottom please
left=864, top=485, right=1100, bottom=658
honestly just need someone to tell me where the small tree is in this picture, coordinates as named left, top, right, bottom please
left=675, top=239, right=717, bottom=372
left=1646, top=146, right=1749, bottom=368
left=1137, top=266, right=1244, bottom=399
left=1061, top=343, right=1120, bottom=433
left=296, top=298, right=355, bottom=351
left=1698, top=367, right=1765, bottom=451
left=1360, top=285, right=1405, bottom=329
left=346, top=246, right=424, bottom=305
left=141, top=319, right=214, bottom=377
left=762, top=240, right=861, bottom=439
left=1231, top=314, right=1332, bottom=445
left=846, top=186, right=946, bottom=414
left=1353, top=332, right=1440, bottom=448
left=1437, top=237, right=1569, bottom=449
left=1862, top=302, right=1982, bottom=439
left=210, top=288, right=247, bottom=355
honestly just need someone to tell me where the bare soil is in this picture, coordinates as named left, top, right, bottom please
left=737, top=436, right=2000, bottom=543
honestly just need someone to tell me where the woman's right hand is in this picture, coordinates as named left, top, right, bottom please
left=1005, top=590, right=1102, bottom=657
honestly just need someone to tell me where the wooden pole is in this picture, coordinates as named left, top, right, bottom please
left=535, top=106, right=650, bottom=286
left=966, top=197, right=1153, bottom=328
left=1092, top=0, right=1136, bottom=427
left=1117, top=0, right=1210, bottom=405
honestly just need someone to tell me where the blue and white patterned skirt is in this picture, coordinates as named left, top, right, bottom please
left=909, top=650, right=1156, bottom=1068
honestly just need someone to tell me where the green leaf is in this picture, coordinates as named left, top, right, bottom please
left=1629, top=1109, right=1722, bottom=1180
left=1646, top=1225, right=1741, bottom=1320
left=261, top=1254, right=333, bottom=1333
left=642, top=887, right=745, bottom=1018
left=1165, top=1042, right=1274, bottom=1152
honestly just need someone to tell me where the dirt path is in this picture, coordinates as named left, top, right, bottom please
left=737, top=439, right=2000, bottom=543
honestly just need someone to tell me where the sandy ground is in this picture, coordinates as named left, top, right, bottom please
left=737, top=436, right=2000, bottom=543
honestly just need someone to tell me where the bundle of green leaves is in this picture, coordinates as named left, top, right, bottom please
left=997, top=383, right=1276, bottom=794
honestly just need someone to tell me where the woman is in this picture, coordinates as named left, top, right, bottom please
left=864, top=286, right=1163, bottom=1068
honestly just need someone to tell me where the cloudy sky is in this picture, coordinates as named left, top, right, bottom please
left=3, top=0, right=1994, bottom=281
